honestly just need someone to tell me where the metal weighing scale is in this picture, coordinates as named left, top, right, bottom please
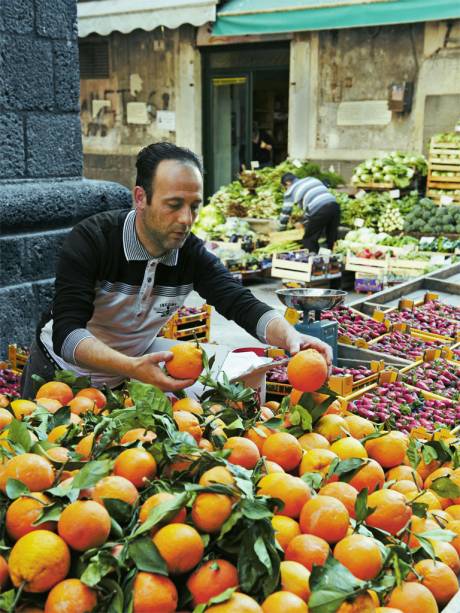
left=276, top=288, right=347, bottom=364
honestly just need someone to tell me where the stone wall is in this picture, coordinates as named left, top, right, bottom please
left=0, top=0, right=131, bottom=358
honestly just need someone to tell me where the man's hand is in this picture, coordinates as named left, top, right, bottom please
left=265, top=316, right=333, bottom=373
left=129, top=352, right=196, bottom=392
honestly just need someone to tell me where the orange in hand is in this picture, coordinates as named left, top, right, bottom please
left=287, top=349, right=328, bottom=393
left=165, top=343, right=203, bottom=380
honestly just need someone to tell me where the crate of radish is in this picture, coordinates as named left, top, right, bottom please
left=377, top=306, right=460, bottom=340
left=349, top=380, right=457, bottom=433
left=0, top=368, right=21, bottom=400
left=400, top=358, right=460, bottom=402
left=320, top=305, right=388, bottom=342
left=367, top=330, right=451, bottom=361
left=419, top=298, right=460, bottom=323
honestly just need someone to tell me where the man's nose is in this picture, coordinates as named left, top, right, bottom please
left=178, top=206, right=193, bottom=227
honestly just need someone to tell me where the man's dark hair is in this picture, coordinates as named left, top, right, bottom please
left=281, top=172, right=297, bottom=186
left=135, top=142, right=203, bottom=203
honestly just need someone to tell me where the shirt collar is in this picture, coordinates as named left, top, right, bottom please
left=122, top=210, right=179, bottom=266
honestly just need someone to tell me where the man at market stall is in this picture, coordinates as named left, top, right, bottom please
left=21, top=142, right=332, bottom=398
left=279, top=173, right=340, bottom=253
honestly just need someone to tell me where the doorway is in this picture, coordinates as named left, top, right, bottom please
left=202, top=43, right=290, bottom=196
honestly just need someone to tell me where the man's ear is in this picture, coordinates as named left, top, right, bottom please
left=133, top=186, right=147, bottom=212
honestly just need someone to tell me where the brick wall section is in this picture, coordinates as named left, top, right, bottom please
left=0, top=0, right=131, bottom=358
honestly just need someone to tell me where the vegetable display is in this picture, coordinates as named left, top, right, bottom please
left=404, top=198, right=460, bottom=235
left=321, top=306, right=387, bottom=341
left=350, top=381, right=456, bottom=432
left=330, top=365, right=373, bottom=380
left=370, top=331, right=447, bottom=361
left=383, top=309, right=459, bottom=338
left=351, top=152, right=427, bottom=188
left=420, top=300, right=460, bottom=322
left=402, top=359, right=460, bottom=401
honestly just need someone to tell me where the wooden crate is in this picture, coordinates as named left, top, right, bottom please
left=8, top=344, right=29, bottom=372
left=345, top=251, right=389, bottom=276
left=271, top=251, right=330, bottom=282
left=427, top=137, right=460, bottom=204
left=161, top=305, right=211, bottom=342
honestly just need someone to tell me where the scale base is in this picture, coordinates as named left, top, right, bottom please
left=295, top=319, right=339, bottom=365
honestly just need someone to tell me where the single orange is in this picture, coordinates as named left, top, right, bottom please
left=319, top=482, right=358, bottom=518
left=10, top=399, right=37, bottom=420
left=334, top=534, right=383, bottom=580
left=287, top=349, right=328, bottom=393
left=8, top=530, right=71, bottom=592
left=365, top=433, right=407, bottom=469
left=75, top=387, right=107, bottom=410
left=279, top=560, right=310, bottom=601
left=92, top=475, right=138, bottom=507
left=165, top=343, right=203, bottom=380
left=199, top=466, right=235, bottom=488
left=315, top=414, right=350, bottom=442
left=348, top=459, right=385, bottom=493
left=387, top=465, right=423, bottom=488
left=224, top=436, right=260, bottom=469
left=366, top=489, right=412, bottom=535
left=285, top=533, right=330, bottom=571
left=152, top=523, right=204, bottom=574
left=410, top=558, right=458, bottom=606
left=6, top=492, right=56, bottom=541
left=139, top=492, right=187, bottom=526
left=191, top=493, right=233, bottom=533
left=299, top=448, right=338, bottom=477
left=35, top=397, right=62, bottom=414
left=262, top=591, right=308, bottom=612
left=173, top=397, right=203, bottom=415
left=272, top=515, right=301, bottom=551
left=344, top=415, right=375, bottom=439
left=187, top=559, right=239, bottom=606
left=133, top=571, right=178, bottom=613
left=68, top=396, right=97, bottom=416
left=114, top=448, right=157, bottom=488
left=58, top=500, right=111, bottom=551
left=297, top=432, right=330, bottom=451
left=262, top=432, right=302, bottom=471
left=44, top=578, right=97, bottom=613
left=257, top=473, right=311, bottom=518
left=36, top=382, right=73, bottom=406
left=173, top=410, right=202, bottom=442
left=205, top=592, right=262, bottom=612
left=299, top=495, right=349, bottom=544
left=387, top=581, right=438, bottom=613
left=1, top=453, right=54, bottom=493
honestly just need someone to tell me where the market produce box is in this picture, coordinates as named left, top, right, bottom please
left=345, top=250, right=389, bottom=276
left=354, top=275, right=385, bottom=294
left=320, top=305, right=389, bottom=346
left=160, top=304, right=211, bottom=342
left=364, top=327, right=454, bottom=362
left=271, top=250, right=332, bottom=282
left=399, top=354, right=459, bottom=403
left=373, top=301, right=460, bottom=340
left=346, top=374, right=458, bottom=434
left=7, top=344, right=29, bottom=372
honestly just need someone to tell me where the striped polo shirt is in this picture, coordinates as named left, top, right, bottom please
left=40, top=209, right=278, bottom=388
left=279, top=177, right=336, bottom=229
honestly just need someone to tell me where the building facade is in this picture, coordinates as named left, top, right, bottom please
left=77, top=1, right=460, bottom=191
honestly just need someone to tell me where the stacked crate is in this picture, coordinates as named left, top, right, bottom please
left=426, top=137, right=460, bottom=205
left=161, top=304, right=212, bottom=342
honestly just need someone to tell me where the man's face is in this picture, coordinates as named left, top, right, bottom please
left=136, top=159, right=203, bottom=255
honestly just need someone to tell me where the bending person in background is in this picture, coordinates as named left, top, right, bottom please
left=21, top=143, right=332, bottom=398
left=279, top=173, right=340, bottom=253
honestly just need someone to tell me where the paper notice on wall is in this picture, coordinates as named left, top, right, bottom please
left=337, top=101, right=392, bottom=126
left=92, top=99, right=111, bottom=119
left=157, top=110, right=176, bottom=131
left=127, top=102, right=149, bottom=125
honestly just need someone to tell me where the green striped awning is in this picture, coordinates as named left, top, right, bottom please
left=213, top=0, right=460, bottom=36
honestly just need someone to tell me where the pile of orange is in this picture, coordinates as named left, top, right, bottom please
left=0, top=343, right=457, bottom=613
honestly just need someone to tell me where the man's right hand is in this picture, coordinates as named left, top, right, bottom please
left=130, top=351, right=196, bottom=392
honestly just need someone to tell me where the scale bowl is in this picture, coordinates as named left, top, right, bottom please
left=276, top=288, right=347, bottom=314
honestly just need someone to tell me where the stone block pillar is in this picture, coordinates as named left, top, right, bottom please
left=0, top=0, right=132, bottom=357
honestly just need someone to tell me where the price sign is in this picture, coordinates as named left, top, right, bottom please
left=354, top=218, right=364, bottom=228
left=389, top=189, right=400, bottom=199
left=250, top=160, right=260, bottom=170
left=292, top=159, right=302, bottom=168
left=440, top=195, right=454, bottom=205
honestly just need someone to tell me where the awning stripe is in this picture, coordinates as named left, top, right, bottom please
left=213, top=0, right=460, bottom=36
left=78, top=0, right=218, bottom=37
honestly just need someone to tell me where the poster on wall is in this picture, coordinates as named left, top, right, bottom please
left=157, top=110, right=176, bottom=132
